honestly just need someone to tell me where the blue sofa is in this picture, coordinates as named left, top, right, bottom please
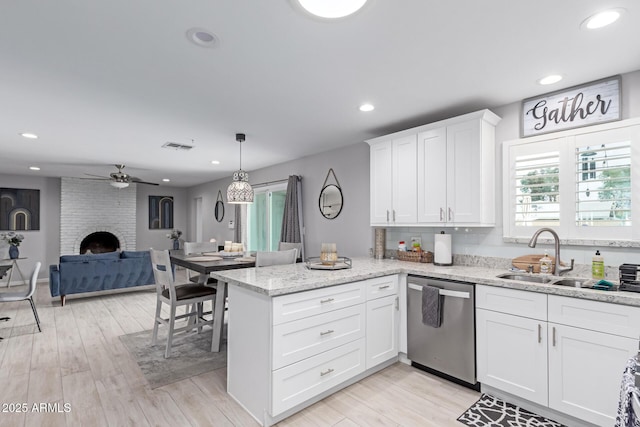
left=49, top=250, right=155, bottom=305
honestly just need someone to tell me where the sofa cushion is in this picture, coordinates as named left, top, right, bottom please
left=60, top=251, right=121, bottom=263
left=120, top=250, right=148, bottom=259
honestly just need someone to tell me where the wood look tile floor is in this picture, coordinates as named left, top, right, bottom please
left=0, top=273, right=480, bottom=427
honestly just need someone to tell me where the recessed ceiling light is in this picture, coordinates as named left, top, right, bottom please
left=297, top=0, right=367, bottom=18
left=186, top=28, right=219, bottom=48
left=29, top=166, right=40, bottom=171
left=162, top=178, right=170, bottom=182
left=20, top=133, right=38, bottom=139
left=538, top=75, right=563, bottom=85
left=359, top=103, right=375, bottom=112
left=211, top=160, right=220, bottom=165
left=582, top=9, right=624, bottom=29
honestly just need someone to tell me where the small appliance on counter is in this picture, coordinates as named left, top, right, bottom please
left=619, top=264, right=640, bottom=293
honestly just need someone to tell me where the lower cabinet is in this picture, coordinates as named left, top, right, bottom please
left=366, top=294, right=399, bottom=369
left=476, top=285, right=640, bottom=426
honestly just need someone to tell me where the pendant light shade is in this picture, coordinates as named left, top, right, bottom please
left=227, top=133, right=254, bottom=204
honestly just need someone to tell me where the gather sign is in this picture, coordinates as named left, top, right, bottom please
left=521, top=75, right=621, bottom=137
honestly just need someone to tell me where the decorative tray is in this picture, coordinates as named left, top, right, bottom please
left=218, top=251, right=244, bottom=258
left=305, top=257, right=352, bottom=270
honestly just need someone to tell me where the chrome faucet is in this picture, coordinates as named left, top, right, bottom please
left=528, top=227, right=574, bottom=276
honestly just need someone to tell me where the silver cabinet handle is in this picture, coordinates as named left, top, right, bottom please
left=378, top=285, right=390, bottom=290
left=440, top=208, right=444, bottom=221
left=538, top=324, right=542, bottom=343
left=386, top=210, right=389, bottom=222
left=395, top=296, right=399, bottom=310
left=320, top=368, right=334, bottom=377
left=320, top=329, right=334, bottom=336
left=552, top=326, right=556, bottom=347
left=393, top=210, right=396, bottom=221
left=320, top=298, right=334, bottom=304
left=448, top=207, right=453, bottom=221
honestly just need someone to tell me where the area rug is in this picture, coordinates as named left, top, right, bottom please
left=119, top=329, right=226, bottom=389
left=457, top=394, right=566, bottom=427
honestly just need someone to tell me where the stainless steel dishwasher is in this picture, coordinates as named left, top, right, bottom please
left=407, top=275, right=477, bottom=389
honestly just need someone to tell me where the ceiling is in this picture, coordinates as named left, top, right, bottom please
left=1, top=1, right=639, bottom=187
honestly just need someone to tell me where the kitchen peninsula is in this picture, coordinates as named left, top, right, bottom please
left=211, top=257, right=640, bottom=426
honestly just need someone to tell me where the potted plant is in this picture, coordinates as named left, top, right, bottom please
left=166, top=229, right=182, bottom=250
left=1, top=231, right=25, bottom=259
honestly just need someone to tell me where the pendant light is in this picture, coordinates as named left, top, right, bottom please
left=227, top=133, right=254, bottom=204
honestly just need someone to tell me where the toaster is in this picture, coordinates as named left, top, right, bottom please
left=619, top=264, right=640, bottom=293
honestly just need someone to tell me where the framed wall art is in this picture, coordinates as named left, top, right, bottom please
left=149, top=195, right=174, bottom=229
left=0, top=188, right=40, bottom=231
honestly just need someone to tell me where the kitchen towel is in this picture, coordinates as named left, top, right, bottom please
left=434, top=233, right=452, bottom=266
left=422, top=284, right=443, bottom=328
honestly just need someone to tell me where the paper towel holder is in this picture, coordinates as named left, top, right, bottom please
left=434, top=231, right=453, bottom=266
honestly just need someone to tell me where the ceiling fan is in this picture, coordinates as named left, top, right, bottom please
left=85, top=164, right=159, bottom=188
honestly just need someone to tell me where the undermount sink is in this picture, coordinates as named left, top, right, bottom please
left=552, top=278, right=589, bottom=287
left=496, top=273, right=554, bottom=283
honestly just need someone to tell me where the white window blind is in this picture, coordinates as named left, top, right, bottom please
left=575, top=141, right=631, bottom=227
left=514, top=151, right=560, bottom=227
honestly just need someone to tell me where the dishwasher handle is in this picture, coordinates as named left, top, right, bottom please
left=408, top=283, right=470, bottom=299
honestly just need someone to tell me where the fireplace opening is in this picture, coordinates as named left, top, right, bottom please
left=80, top=232, right=120, bottom=254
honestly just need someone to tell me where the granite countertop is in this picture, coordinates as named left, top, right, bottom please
left=209, top=257, right=640, bottom=307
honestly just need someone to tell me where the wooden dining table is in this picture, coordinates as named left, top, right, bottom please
left=169, top=251, right=255, bottom=352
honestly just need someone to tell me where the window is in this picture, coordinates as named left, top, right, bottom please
left=246, top=183, right=287, bottom=252
left=503, top=120, right=640, bottom=243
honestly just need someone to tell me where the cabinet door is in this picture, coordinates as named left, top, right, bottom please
left=417, top=127, right=447, bottom=224
left=392, top=135, right=417, bottom=224
left=476, top=309, right=548, bottom=406
left=548, top=323, right=637, bottom=426
left=366, top=294, right=399, bottom=369
left=370, top=140, right=393, bottom=224
left=446, top=119, right=482, bottom=224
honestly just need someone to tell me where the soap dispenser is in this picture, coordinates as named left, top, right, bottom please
left=539, top=251, right=552, bottom=274
left=592, top=250, right=605, bottom=279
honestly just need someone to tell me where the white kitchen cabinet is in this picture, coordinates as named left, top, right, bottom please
left=417, top=112, right=499, bottom=226
left=476, top=287, right=548, bottom=406
left=476, top=285, right=640, bottom=426
left=369, top=136, right=417, bottom=225
left=366, top=294, right=399, bottom=369
left=368, top=109, right=500, bottom=227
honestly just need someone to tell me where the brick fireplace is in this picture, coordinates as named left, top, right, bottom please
left=60, top=177, right=137, bottom=255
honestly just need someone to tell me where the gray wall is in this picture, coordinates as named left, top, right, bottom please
left=188, top=142, right=371, bottom=258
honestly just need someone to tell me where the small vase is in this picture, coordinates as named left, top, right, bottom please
left=172, top=239, right=180, bottom=250
left=9, top=245, right=19, bottom=259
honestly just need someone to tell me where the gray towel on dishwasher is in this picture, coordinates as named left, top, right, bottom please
left=422, top=284, right=443, bottom=328
left=615, top=356, right=640, bottom=427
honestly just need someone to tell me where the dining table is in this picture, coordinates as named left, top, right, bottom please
left=169, top=250, right=255, bottom=352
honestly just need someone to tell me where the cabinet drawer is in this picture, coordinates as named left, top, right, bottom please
left=273, top=304, right=365, bottom=369
left=365, top=275, right=398, bottom=300
left=476, top=285, right=547, bottom=320
left=272, top=338, right=365, bottom=415
left=273, top=282, right=365, bottom=325
left=548, top=295, right=640, bottom=339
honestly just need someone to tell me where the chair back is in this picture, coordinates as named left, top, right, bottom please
left=255, top=249, right=297, bottom=267
left=149, top=249, right=177, bottom=300
left=278, top=242, right=303, bottom=261
left=27, top=262, right=41, bottom=299
left=183, top=241, right=218, bottom=255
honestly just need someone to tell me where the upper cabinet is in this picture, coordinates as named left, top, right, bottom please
left=367, top=109, right=501, bottom=227
left=369, top=135, right=417, bottom=225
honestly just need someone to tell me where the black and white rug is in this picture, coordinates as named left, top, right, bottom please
left=458, top=394, right=566, bottom=427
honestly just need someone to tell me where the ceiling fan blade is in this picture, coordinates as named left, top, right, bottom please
left=130, top=177, right=159, bottom=186
left=84, top=173, right=111, bottom=179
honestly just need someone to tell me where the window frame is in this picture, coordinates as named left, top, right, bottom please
left=503, top=117, right=640, bottom=245
left=246, top=182, right=287, bottom=252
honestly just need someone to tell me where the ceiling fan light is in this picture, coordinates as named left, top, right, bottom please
left=111, top=181, right=129, bottom=189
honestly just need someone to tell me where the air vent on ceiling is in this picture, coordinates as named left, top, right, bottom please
left=162, top=142, right=194, bottom=151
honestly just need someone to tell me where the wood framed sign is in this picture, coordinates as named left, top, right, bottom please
left=521, top=75, right=621, bottom=137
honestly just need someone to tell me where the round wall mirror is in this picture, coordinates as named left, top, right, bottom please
left=215, top=190, right=225, bottom=222
left=319, top=184, right=343, bottom=219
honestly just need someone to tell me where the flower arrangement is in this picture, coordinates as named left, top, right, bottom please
left=166, top=229, right=182, bottom=241
left=1, top=231, right=25, bottom=246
